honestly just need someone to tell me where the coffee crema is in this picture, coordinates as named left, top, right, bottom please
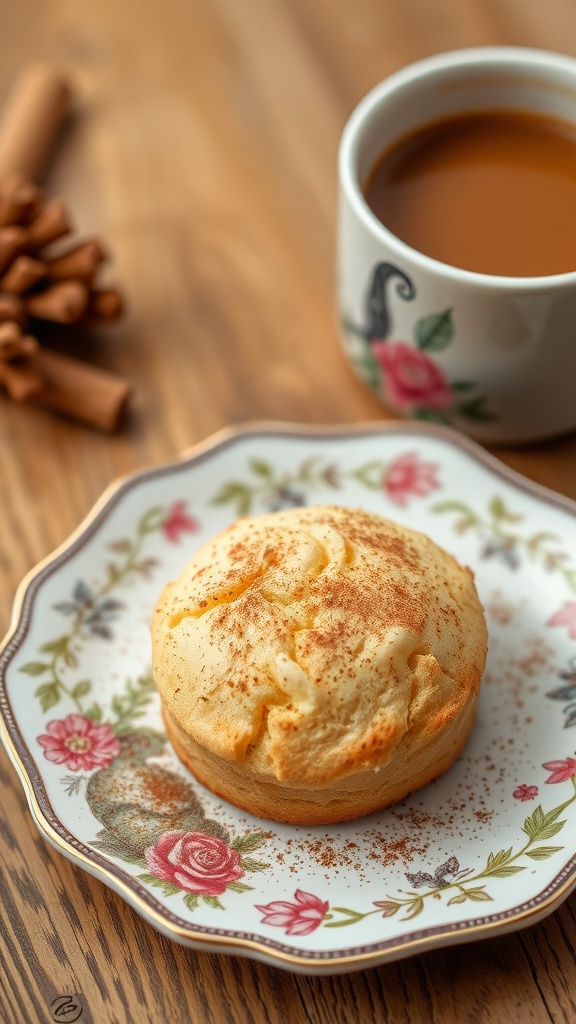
left=364, top=110, right=576, bottom=277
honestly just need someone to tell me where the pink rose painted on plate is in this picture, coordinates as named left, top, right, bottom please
left=255, top=889, right=329, bottom=936
left=145, top=830, right=244, bottom=896
left=37, top=714, right=120, bottom=771
left=162, top=501, right=199, bottom=543
left=383, top=452, right=440, bottom=507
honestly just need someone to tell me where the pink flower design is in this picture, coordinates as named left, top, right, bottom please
left=255, top=889, right=329, bottom=936
left=542, top=757, right=576, bottom=784
left=513, top=784, right=538, bottom=801
left=546, top=601, right=576, bottom=640
left=162, top=501, right=198, bottom=543
left=145, top=831, right=244, bottom=896
left=37, top=714, right=120, bottom=771
left=383, top=452, right=440, bottom=507
left=372, top=340, right=452, bottom=413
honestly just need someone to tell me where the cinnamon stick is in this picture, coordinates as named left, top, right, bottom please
left=84, top=287, right=124, bottom=322
left=0, top=321, right=42, bottom=399
left=0, top=226, right=26, bottom=275
left=27, top=347, right=131, bottom=431
left=0, top=357, right=44, bottom=400
left=47, top=239, right=106, bottom=281
left=0, top=318, right=24, bottom=352
left=0, top=172, right=43, bottom=225
left=0, top=255, right=46, bottom=293
left=26, top=198, right=70, bottom=251
left=0, top=66, right=72, bottom=182
left=0, top=291, right=25, bottom=324
left=26, top=280, right=89, bottom=323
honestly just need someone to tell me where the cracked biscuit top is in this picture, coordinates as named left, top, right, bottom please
left=151, top=505, right=487, bottom=787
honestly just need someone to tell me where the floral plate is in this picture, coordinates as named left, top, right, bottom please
left=1, top=422, right=576, bottom=975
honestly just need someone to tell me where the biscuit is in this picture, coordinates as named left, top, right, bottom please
left=151, top=505, right=487, bottom=824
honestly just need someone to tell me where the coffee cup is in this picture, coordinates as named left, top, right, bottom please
left=337, top=47, right=576, bottom=444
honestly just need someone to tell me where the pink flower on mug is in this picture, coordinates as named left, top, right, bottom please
left=162, top=501, right=198, bottom=543
left=145, top=831, right=244, bottom=896
left=542, top=757, right=576, bottom=784
left=37, top=714, right=120, bottom=771
left=546, top=601, right=576, bottom=640
left=513, top=784, right=538, bottom=801
left=383, top=452, right=440, bottom=507
left=372, top=340, right=452, bottom=412
left=255, top=889, right=329, bottom=936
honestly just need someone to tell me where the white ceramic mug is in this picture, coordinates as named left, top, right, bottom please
left=338, top=47, right=576, bottom=445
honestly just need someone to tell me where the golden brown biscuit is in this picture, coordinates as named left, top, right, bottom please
left=151, top=505, right=487, bottom=824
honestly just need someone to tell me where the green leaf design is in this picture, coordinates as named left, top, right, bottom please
left=72, top=680, right=91, bottom=701
left=413, top=408, right=451, bottom=424
left=488, top=496, right=523, bottom=523
left=63, top=649, right=78, bottom=670
left=526, top=531, right=560, bottom=551
left=39, top=636, right=69, bottom=656
left=403, top=897, right=425, bottom=921
left=240, top=857, right=269, bottom=873
left=355, top=350, right=381, bottom=390
left=108, top=538, right=133, bottom=554
left=211, top=481, right=253, bottom=516
left=431, top=498, right=479, bottom=533
left=484, top=865, right=525, bottom=878
left=20, top=661, right=50, bottom=677
left=352, top=461, right=385, bottom=490
left=35, top=681, right=60, bottom=712
left=249, top=459, right=273, bottom=478
left=489, top=496, right=507, bottom=520
left=463, top=887, right=493, bottom=902
left=522, top=805, right=567, bottom=843
left=415, top=309, right=453, bottom=351
left=137, top=873, right=182, bottom=896
left=202, top=894, right=225, bottom=910
left=91, top=828, right=147, bottom=867
left=231, top=832, right=267, bottom=853
left=110, top=671, right=156, bottom=732
left=226, top=881, right=254, bottom=893
left=324, top=907, right=367, bottom=928
left=373, top=900, right=401, bottom=918
left=85, top=703, right=103, bottom=723
left=525, top=846, right=564, bottom=861
left=299, top=455, right=322, bottom=482
left=433, top=499, right=474, bottom=515
left=183, top=893, right=200, bottom=912
left=140, top=506, right=165, bottom=534
left=447, top=893, right=468, bottom=905
left=485, top=848, right=513, bottom=871
left=457, top=396, right=495, bottom=422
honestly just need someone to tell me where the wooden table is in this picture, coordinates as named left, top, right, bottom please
left=1, top=1, right=576, bottom=1021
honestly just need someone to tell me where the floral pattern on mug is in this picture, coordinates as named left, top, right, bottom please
left=372, top=340, right=452, bottom=413
left=342, top=261, right=495, bottom=425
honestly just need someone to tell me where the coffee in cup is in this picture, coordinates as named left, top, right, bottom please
left=337, top=47, right=576, bottom=444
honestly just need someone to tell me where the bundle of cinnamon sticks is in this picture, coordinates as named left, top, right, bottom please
left=0, top=65, right=130, bottom=431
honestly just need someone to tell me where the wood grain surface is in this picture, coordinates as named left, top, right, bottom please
left=1, top=1, right=576, bottom=1022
